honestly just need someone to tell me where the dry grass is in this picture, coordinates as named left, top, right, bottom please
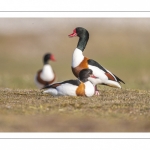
left=0, top=88, right=150, bottom=132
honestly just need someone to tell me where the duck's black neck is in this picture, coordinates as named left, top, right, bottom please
left=80, top=78, right=88, bottom=83
left=77, top=34, right=89, bottom=52
left=44, top=60, right=49, bottom=65
left=43, top=54, right=50, bottom=65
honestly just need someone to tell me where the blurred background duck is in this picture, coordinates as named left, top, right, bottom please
left=34, top=53, right=56, bottom=89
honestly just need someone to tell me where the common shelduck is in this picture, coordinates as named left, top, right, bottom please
left=42, top=69, right=97, bottom=97
left=34, top=53, right=56, bottom=89
left=68, top=27, right=125, bottom=95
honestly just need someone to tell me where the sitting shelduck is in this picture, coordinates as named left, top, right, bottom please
left=34, top=53, right=56, bottom=89
left=42, top=69, right=97, bottom=97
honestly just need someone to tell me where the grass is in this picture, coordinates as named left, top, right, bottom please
left=0, top=18, right=150, bottom=132
left=0, top=88, right=150, bottom=132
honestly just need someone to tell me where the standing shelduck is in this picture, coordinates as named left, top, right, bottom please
left=68, top=27, right=125, bottom=95
left=34, top=53, right=56, bottom=89
left=42, top=69, right=97, bottom=97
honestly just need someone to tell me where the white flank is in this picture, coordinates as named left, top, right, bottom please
left=72, top=48, right=84, bottom=67
left=44, top=83, right=78, bottom=96
left=43, top=88, right=58, bottom=96
left=89, top=65, right=107, bottom=83
left=88, top=65, right=121, bottom=88
left=105, top=80, right=121, bottom=88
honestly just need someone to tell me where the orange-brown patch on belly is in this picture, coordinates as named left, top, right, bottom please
left=72, top=57, right=89, bottom=77
left=76, top=82, right=85, bottom=96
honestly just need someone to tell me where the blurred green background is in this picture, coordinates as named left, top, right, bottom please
left=0, top=18, right=150, bottom=90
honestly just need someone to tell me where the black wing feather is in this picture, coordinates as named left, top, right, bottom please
left=113, top=74, right=125, bottom=84
left=61, top=79, right=81, bottom=86
left=88, top=59, right=107, bottom=73
left=42, top=79, right=81, bottom=89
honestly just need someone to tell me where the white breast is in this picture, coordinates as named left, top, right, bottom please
left=72, top=48, right=84, bottom=67
left=40, top=64, right=55, bottom=81
left=84, top=81, right=95, bottom=97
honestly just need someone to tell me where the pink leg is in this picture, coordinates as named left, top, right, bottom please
left=95, top=85, right=100, bottom=96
